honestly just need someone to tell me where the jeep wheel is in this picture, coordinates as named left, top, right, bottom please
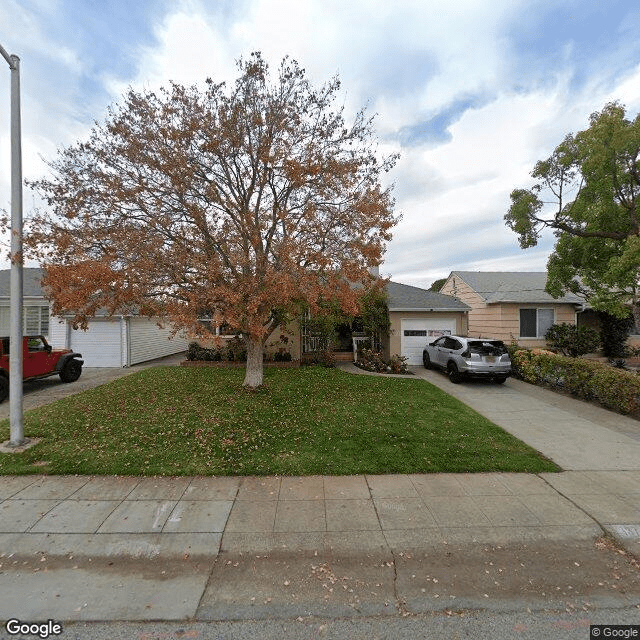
left=0, top=376, right=8, bottom=403
left=447, top=362, right=463, bottom=384
left=60, top=359, right=82, bottom=383
left=495, top=376, right=507, bottom=384
left=423, top=352, right=432, bottom=369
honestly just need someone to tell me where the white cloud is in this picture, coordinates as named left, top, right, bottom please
left=3, top=0, right=640, bottom=282
left=104, top=1, right=237, bottom=97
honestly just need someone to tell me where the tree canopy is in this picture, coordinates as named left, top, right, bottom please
left=24, top=53, right=398, bottom=388
left=428, top=278, right=446, bottom=292
left=505, top=101, right=640, bottom=325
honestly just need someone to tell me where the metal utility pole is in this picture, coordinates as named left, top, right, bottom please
left=0, top=43, right=25, bottom=447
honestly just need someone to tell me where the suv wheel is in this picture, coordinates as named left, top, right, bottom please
left=495, top=377, right=507, bottom=384
left=423, top=352, right=432, bottom=369
left=60, top=359, right=82, bottom=383
left=0, top=376, right=8, bottom=403
left=447, top=362, right=462, bottom=384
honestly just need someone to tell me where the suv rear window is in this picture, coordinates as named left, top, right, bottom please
left=467, top=341, right=507, bottom=356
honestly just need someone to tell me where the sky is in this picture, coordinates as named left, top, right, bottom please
left=1, top=0, right=640, bottom=289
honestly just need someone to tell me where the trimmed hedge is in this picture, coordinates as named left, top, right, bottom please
left=510, top=347, right=640, bottom=415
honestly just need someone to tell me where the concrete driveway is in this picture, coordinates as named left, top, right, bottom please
left=0, top=352, right=185, bottom=420
left=410, top=365, right=640, bottom=471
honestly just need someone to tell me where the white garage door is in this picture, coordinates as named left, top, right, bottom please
left=401, top=318, right=456, bottom=365
left=69, top=319, right=123, bottom=367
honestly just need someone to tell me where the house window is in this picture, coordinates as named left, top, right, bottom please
left=520, top=308, right=554, bottom=338
left=0, top=305, right=49, bottom=336
left=404, top=330, right=427, bottom=337
left=197, top=318, right=239, bottom=337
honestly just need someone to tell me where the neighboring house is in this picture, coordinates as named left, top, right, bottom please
left=0, top=268, right=189, bottom=367
left=0, top=269, right=50, bottom=338
left=440, top=271, right=585, bottom=347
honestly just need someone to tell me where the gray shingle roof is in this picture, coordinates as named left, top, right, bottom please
left=386, top=281, right=470, bottom=311
left=450, top=271, right=585, bottom=305
left=0, top=268, right=470, bottom=314
left=0, top=267, right=45, bottom=299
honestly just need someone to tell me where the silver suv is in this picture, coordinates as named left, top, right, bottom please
left=422, top=335, right=511, bottom=384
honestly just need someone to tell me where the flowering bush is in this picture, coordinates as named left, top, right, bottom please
left=510, top=347, right=640, bottom=414
left=356, top=348, right=409, bottom=374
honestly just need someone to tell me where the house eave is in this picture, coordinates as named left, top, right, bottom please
left=388, top=307, right=469, bottom=312
left=486, top=299, right=583, bottom=306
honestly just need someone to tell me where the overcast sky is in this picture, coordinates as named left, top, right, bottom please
left=1, top=0, right=640, bottom=289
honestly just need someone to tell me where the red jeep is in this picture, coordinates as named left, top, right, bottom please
left=0, top=335, right=84, bottom=403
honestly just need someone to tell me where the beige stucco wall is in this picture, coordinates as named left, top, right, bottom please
left=495, top=303, right=577, bottom=346
left=388, top=310, right=467, bottom=357
left=264, top=319, right=301, bottom=359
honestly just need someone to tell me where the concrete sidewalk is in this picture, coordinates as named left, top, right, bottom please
left=0, top=473, right=605, bottom=558
left=0, top=472, right=639, bottom=621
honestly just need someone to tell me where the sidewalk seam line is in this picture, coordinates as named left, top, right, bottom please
left=93, top=495, right=129, bottom=534
left=366, top=476, right=407, bottom=615
left=536, top=473, right=607, bottom=537
left=24, top=497, right=68, bottom=533
left=193, top=541, right=224, bottom=619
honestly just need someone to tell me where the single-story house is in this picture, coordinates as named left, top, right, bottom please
left=0, top=268, right=189, bottom=367
left=252, top=280, right=471, bottom=366
left=440, top=271, right=585, bottom=347
left=384, top=281, right=470, bottom=364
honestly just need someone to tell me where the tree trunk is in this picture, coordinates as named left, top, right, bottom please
left=243, top=335, right=265, bottom=389
left=633, top=302, right=640, bottom=334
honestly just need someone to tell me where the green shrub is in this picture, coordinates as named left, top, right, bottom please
left=186, top=341, right=233, bottom=362
left=510, top=348, right=640, bottom=414
left=545, top=323, right=601, bottom=357
left=187, top=342, right=202, bottom=361
left=187, top=342, right=223, bottom=361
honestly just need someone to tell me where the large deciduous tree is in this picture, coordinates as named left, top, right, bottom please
left=24, top=53, right=398, bottom=388
left=505, top=101, right=640, bottom=327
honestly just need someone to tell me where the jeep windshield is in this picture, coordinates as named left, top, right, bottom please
left=467, top=340, right=508, bottom=356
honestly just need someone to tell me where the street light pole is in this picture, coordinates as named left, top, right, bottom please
left=0, top=43, right=25, bottom=447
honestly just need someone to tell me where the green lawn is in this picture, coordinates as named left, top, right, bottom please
left=0, top=367, right=560, bottom=476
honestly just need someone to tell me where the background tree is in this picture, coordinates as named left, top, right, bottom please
left=24, top=53, right=398, bottom=388
left=597, top=311, right=634, bottom=359
left=505, top=101, right=640, bottom=326
left=428, top=278, right=446, bottom=292
left=359, top=287, right=391, bottom=346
